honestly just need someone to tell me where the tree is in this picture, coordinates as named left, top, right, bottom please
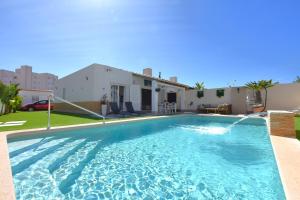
left=0, top=83, right=22, bottom=114
left=258, top=80, right=276, bottom=111
left=195, top=82, right=205, bottom=90
left=245, top=81, right=262, bottom=104
left=245, top=80, right=276, bottom=112
left=9, top=95, right=22, bottom=113
left=294, top=76, right=300, bottom=83
left=0, top=81, right=6, bottom=115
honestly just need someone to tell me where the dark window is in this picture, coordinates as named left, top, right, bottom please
left=142, top=89, right=152, bottom=110
left=144, top=80, right=152, bottom=87
left=216, top=89, right=225, bottom=98
left=197, top=91, right=204, bottom=98
left=167, top=92, right=177, bottom=103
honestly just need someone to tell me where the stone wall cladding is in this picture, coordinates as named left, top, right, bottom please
left=54, top=101, right=101, bottom=114
left=268, top=111, right=295, bottom=137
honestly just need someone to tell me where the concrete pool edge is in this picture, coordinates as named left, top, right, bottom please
left=265, top=113, right=300, bottom=200
left=1, top=113, right=298, bottom=199
left=0, top=134, right=16, bottom=200
left=270, top=136, right=300, bottom=200
left=0, top=115, right=172, bottom=200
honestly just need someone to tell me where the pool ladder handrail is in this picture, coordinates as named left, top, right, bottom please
left=47, top=95, right=105, bottom=130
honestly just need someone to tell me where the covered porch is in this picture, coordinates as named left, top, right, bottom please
left=151, top=80, right=186, bottom=113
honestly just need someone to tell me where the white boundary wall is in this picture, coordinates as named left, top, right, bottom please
left=185, top=88, right=232, bottom=111
left=185, top=83, right=300, bottom=114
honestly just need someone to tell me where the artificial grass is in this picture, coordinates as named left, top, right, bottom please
left=0, top=111, right=107, bottom=132
left=295, top=116, right=300, bottom=140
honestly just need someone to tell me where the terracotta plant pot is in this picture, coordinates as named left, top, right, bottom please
left=252, top=105, right=264, bottom=113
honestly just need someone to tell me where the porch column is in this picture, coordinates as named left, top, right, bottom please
left=152, top=80, right=158, bottom=112
left=180, top=89, right=185, bottom=111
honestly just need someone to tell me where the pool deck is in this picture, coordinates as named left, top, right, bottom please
left=0, top=113, right=300, bottom=200
left=271, top=135, right=300, bottom=200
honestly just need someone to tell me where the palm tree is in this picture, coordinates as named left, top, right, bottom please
left=258, top=80, right=276, bottom=111
left=7, top=83, right=21, bottom=113
left=1, top=85, right=10, bottom=114
left=195, top=82, right=205, bottom=90
left=0, top=83, right=22, bottom=114
left=245, top=81, right=262, bottom=104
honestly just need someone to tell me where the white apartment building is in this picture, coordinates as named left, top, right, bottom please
left=0, top=65, right=58, bottom=105
left=0, top=65, right=58, bottom=90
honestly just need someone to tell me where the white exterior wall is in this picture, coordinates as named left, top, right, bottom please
left=55, top=64, right=133, bottom=104
left=92, top=65, right=132, bottom=103
left=157, top=82, right=186, bottom=110
left=55, top=65, right=97, bottom=102
left=185, top=88, right=232, bottom=111
left=19, top=90, right=53, bottom=106
left=151, top=80, right=158, bottom=112
left=263, top=83, right=300, bottom=110
left=185, top=83, right=300, bottom=114
left=132, top=74, right=186, bottom=111
left=132, top=75, right=152, bottom=90
left=130, top=85, right=141, bottom=111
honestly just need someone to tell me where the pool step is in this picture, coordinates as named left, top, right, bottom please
left=48, top=139, right=88, bottom=173
left=9, top=138, right=55, bottom=158
left=49, top=141, right=99, bottom=194
left=58, top=141, right=103, bottom=194
left=12, top=138, right=74, bottom=175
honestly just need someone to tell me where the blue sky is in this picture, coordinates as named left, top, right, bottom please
left=0, top=0, right=299, bottom=88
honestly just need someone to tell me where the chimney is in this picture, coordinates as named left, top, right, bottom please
left=169, top=76, right=178, bottom=83
left=143, top=68, right=152, bottom=77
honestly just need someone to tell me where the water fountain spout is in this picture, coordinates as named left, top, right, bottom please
left=227, top=112, right=267, bottom=132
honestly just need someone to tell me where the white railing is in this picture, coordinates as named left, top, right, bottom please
left=47, top=95, right=105, bottom=130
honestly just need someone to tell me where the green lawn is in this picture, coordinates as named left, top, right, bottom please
left=296, top=116, right=300, bottom=140
left=0, top=111, right=109, bottom=132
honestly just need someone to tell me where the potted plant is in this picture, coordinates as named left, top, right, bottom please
left=195, top=82, right=205, bottom=98
left=100, top=94, right=108, bottom=116
left=216, top=89, right=225, bottom=98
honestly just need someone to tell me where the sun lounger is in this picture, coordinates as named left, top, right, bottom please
left=109, top=102, right=131, bottom=116
left=125, top=102, right=145, bottom=115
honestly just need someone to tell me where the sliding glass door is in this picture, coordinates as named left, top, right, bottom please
left=111, top=85, right=125, bottom=111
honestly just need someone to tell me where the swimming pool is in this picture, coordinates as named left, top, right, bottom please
left=8, top=115, right=285, bottom=199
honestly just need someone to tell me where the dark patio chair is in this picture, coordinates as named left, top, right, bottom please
left=125, top=102, right=145, bottom=115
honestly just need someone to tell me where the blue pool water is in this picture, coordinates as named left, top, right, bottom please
left=8, top=115, right=285, bottom=199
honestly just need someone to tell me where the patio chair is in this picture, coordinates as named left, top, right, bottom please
left=109, top=102, right=131, bottom=116
left=125, top=102, right=145, bottom=115
left=109, top=102, right=121, bottom=114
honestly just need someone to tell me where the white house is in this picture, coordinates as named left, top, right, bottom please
left=54, top=64, right=189, bottom=114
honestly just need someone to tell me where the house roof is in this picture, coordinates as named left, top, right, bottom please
left=59, top=63, right=191, bottom=89
left=20, top=89, right=53, bottom=93
left=132, top=72, right=190, bottom=89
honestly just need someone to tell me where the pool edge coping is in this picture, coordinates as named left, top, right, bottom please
left=0, top=114, right=180, bottom=200
left=0, top=134, right=16, bottom=200
left=2, top=113, right=296, bottom=200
